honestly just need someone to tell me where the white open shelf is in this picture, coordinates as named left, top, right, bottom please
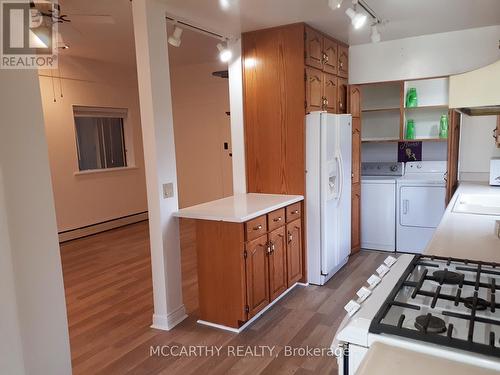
left=361, top=82, right=400, bottom=111
left=362, top=110, right=400, bottom=141
left=404, top=107, right=449, bottom=140
left=404, top=77, right=449, bottom=108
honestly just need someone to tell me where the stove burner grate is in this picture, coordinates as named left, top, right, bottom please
left=432, top=269, right=463, bottom=285
left=463, top=296, right=489, bottom=311
left=414, top=314, right=447, bottom=334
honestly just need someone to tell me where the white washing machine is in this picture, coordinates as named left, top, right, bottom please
left=396, top=161, right=447, bottom=253
left=361, top=162, right=404, bottom=251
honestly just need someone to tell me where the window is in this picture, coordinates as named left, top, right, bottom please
left=73, top=107, right=128, bottom=171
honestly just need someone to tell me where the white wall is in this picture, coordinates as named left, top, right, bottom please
left=0, top=69, right=72, bottom=374
left=350, top=25, right=500, bottom=84
left=39, top=56, right=148, bottom=232
left=362, top=142, right=448, bottom=163
left=170, top=61, right=232, bottom=208
left=459, top=115, right=500, bottom=181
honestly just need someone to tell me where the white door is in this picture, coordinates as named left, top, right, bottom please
left=399, top=185, right=445, bottom=228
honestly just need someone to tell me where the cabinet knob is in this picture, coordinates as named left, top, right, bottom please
left=340, top=62, right=344, bottom=68
left=322, top=52, right=329, bottom=64
left=292, top=210, right=299, bottom=214
left=253, top=225, right=262, bottom=231
left=273, top=216, right=282, bottom=222
left=288, top=232, right=293, bottom=243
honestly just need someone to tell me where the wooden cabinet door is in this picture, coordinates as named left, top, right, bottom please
left=304, top=26, right=323, bottom=70
left=245, top=235, right=270, bottom=318
left=338, top=45, right=349, bottom=78
left=323, top=38, right=338, bottom=75
left=352, top=118, right=361, bottom=185
left=305, top=67, right=323, bottom=113
left=268, top=227, right=287, bottom=301
left=351, top=183, right=361, bottom=252
left=337, top=77, right=348, bottom=114
left=349, top=85, right=361, bottom=118
left=446, top=110, right=461, bottom=204
left=323, top=73, right=338, bottom=113
left=286, top=219, right=303, bottom=286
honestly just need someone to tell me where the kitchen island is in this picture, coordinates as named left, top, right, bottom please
left=174, top=193, right=305, bottom=332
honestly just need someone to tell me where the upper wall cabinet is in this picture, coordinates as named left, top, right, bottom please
left=305, top=27, right=323, bottom=70
left=305, top=26, right=347, bottom=78
left=338, top=45, right=349, bottom=78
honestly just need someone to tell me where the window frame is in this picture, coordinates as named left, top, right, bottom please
left=72, top=106, right=136, bottom=175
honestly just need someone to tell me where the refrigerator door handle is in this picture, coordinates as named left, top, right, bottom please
left=335, top=154, right=343, bottom=202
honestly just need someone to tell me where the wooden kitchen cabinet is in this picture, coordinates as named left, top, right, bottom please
left=338, top=77, right=348, bottom=114
left=446, top=110, right=461, bottom=204
left=268, top=226, right=287, bottom=301
left=352, top=117, right=361, bottom=185
left=286, top=219, right=303, bottom=286
left=338, top=45, right=349, bottom=78
left=194, top=201, right=304, bottom=329
left=305, top=66, right=323, bottom=113
left=304, top=26, right=323, bottom=70
left=351, top=183, right=361, bottom=252
left=323, top=37, right=338, bottom=75
left=323, top=73, right=338, bottom=113
left=245, top=235, right=270, bottom=318
left=349, top=85, right=361, bottom=118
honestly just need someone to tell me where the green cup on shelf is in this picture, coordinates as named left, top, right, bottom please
left=406, top=87, right=418, bottom=108
left=439, top=115, right=448, bottom=139
left=406, top=119, right=415, bottom=140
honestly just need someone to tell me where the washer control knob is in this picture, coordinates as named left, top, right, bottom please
left=390, top=165, right=398, bottom=172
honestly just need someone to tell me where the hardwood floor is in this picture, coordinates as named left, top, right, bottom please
left=60, top=220, right=386, bottom=374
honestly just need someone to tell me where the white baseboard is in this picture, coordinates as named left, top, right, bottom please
left=58, top=211, right=148, bottom=243
left=197, top=282, right=304, bottom=333
left=151, top=304, right=187, bottom=331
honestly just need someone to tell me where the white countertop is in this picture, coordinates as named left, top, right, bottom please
left=425, top=181, right=500, bottom=263
left=173, top=193, right=304, bottom=223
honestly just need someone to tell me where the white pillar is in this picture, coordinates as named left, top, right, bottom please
left=0, top=69, right=72, bottom=374
left=131, top=0, right=186, bottom=330
left=228, top=39, right=247, bottom=194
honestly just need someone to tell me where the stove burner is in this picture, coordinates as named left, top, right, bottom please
left=432, top=270, right=463, bottom=285
left=414, top=314, right=447, bottom=334
left=463, top=296, right=489, bottom=311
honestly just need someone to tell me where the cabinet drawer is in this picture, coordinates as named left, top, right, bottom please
left=268, top=208, right=285, bottom=231
left=245, top=215, right=267, bottom=241
left=286, top=203, right=302, bottom=222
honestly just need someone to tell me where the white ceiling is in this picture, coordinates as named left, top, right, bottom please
left=57, top=0, right=500, bottom=66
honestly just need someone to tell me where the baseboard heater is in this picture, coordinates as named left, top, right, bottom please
left=58, top=211, right=148, bottom=243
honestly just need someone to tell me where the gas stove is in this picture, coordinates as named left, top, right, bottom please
left=370, top=254, right=500, bottom=357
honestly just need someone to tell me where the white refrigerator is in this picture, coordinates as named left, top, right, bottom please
left=306, top=112, right=352, bottom=286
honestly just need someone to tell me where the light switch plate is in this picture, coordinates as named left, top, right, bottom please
left=163, top=183, right=174, bottom=199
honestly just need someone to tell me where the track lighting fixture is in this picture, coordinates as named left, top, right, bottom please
left=370, top=24, right=381, bottom=43
left=345, top=3, right=367, bottom=29
left=168, top=26, right=183, bottom=47
left=217, top=43, right=232, bottom=62
left=328, top=0, right=343, bottom=10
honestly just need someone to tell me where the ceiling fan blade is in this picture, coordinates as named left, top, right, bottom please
left=66, top=14, right=115, bottom=24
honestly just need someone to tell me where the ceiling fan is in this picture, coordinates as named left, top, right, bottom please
left=29, top=1, right=115, bottom=25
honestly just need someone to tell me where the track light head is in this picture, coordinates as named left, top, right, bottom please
left=217, top=43, right=232, bottom=62
left=328, top=0, right=343, bottom=10
left=168, top=26, right=183, bottom=47
left=370, top=24, right=381, bottom=43
left=345, top=7, right=367, bottom=29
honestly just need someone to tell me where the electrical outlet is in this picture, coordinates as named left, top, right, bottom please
left=163, top=183, right=174, bottom=199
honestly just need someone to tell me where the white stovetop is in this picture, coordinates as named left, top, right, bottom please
left=173, top=193, right=304, bottom=223
left=425, top=181, right=500, bottom=263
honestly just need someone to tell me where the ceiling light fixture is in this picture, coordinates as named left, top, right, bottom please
left=345, top=3, right=367, bottom=29
left=370, top=24, right=381, bottom=43
left=168, top=26, right=183, bottom=47
left=217, top=43, right=232, bottom=62
left=328, top=0, right=343, bottom=9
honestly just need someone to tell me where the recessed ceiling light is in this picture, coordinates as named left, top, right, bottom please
left=217, top=43, right=232, bottom=63
left=345, top=7, right=367, bottom=29
left=168, top=26, right=183, bottom=47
